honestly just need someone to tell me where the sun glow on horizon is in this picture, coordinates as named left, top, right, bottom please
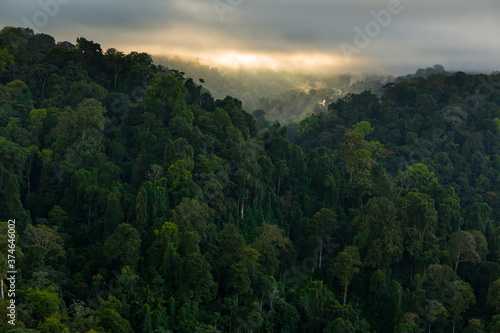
left=195, top=51, right=349, bottom=72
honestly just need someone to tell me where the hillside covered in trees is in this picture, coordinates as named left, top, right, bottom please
left=153, top=56, right=392, bottom=125
left=0, top=27, right=499, bottom=333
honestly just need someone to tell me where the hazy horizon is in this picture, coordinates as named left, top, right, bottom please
left=2, top=0, right=499, bottom=76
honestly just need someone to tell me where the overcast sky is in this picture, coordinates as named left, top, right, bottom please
left=1, top=0, right=500, bottom=75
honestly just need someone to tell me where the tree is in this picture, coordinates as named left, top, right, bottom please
left=252, top=223, right=289, bottom=276
left=31, top=64, right=58, bottom=97
left=167, top=159, right=194, bottom=191
left=1, top=80, right=33, bottom=119
left=94, top=296, right=133, bottom=333
left=176, top=251, right=217, bottom=303
left=489, top=315, right=500, bottom=333
left=0, top=47, right=14, bottom=72
left=400, top=191, right=438, bottom=265
left=274, top=159, right=289, bottom=195
left=309, top=208, right=338, bottom=269
left=147, top=164, right=164, bottom=182
left=448, top=230, right=482, bottom=273
left=444, top=280, right=476, bottom=333
left=37, top=313, right=70, bottom=333
left=422, top=264, right=457, bottom=300
left=28, top=108, right=48, bottom=140
left=487, top=278, right=500, bottom=313
left=144, top=72, right=187, bottom=123
left=370, top=269, right=387, bottom=305
left=216, top=225, right=255, bottom=300
left=463, top=203, right=492, bottom=234
left=75, top=37, right=103, bottom=73
left=66, top=80, right=108, bottom=106
left=340, top=127, right=371, bottom=186
left=352, top=197, right=403, bottom=268
left=463, top=319, right=486, bottom=333
left=103, top=191, right=124, bottom=236
left=104, top=224, right=141, bottom=271
left=422, top=299, right=449, bottom=333
left=398, top=163, right=439, bottom=195
left=334, top=246, right=361, bottom=304
left=24, top=224, right=65, bottom=264
left=75, top=98, right=107, bottom=139
left=267, top=298, right=300, bottom=332
left=172, top=198, right=212, bottom=243
left=105, top=48, right=126, bottom=90
left=231, top=139, right=263, bottom=219
left=298, top=280, right=336, bottom=330
left=23, top=287, right=62, bottom=324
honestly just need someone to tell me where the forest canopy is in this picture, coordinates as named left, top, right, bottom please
left=0, top=27, right=499, bottom=333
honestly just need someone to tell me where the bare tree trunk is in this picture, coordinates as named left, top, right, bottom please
left=88, top=204, right=91, bottom=228
left=241, top=200, right=244, bottom=219
left=41, top=76, right=47, bottom=97
left=1, top=279, right=4, bottom=300
left=114, top=72, right=120, bottom=90
left=343, top=284, right=348, bottom=305
left=318, top=240, right=323, bottom=268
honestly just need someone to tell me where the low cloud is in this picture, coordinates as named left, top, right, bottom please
left=2, top=0, right=500, bottom=74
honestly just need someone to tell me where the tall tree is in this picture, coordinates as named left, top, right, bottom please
left=444, top=280, right=476, bottom=333
left=24, top=224, right=65, bottom=265
left=310, top=208, right=338, bottom=269
left=172, top=198, right=212, bottom=243
left=104, top=223, right=141, bottom=271
left=334, top=246, right=361, bottom=304
left=448, top=230, right=482, bottom=273
left=353, top=197, right=403, bottom=268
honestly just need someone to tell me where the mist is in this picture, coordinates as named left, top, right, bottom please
left=2, top=0, right=499, bottom=76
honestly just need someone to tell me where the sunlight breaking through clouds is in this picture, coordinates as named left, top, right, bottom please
left=2, top=0, right=500, bottom=74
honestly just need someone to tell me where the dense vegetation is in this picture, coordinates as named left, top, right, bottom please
left=153, top=56, right=390, bottom=124
left=0, top=27, right=499, bottom=333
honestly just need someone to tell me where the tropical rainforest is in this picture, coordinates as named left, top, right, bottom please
left=0, top=27, right=499, bottom=333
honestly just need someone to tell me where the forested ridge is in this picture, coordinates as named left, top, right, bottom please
left=153, top=55, right=392, bottom=125
left=0, top=27, right=499, bottom=333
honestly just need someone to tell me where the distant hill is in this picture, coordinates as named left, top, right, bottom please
left=153, top=56, right=391, bottom=124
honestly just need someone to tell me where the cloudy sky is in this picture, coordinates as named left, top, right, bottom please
left=2, top=0, right=500, bottom=75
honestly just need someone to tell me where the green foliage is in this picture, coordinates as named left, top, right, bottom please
left=172, top=198, right=212, bottom=242
left=104, top=223, right=141, bottom=270
left=0, top=47, right=14, bottom=72
left=444, top=280, right=476, bottom=330
left=487, top=278, right=500, bottom=313
left=22, top=287, right=62, bottom=323
left=334, top=246, right=362, bottom=304
left=463, top=318, right=486, bottom=333
left=353, top=197, right=403, bottom=268
left=1, top=30, right=500, bottom=332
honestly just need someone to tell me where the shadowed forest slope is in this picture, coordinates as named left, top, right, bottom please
left=0, top=27, right=499, bottom=333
